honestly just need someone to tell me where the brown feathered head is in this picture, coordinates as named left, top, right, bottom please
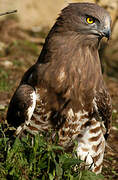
left=38, top=3, right=111, bottom=64
left=55, top=3, right=111, bottom=40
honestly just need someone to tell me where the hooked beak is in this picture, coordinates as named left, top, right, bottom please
left=91, top=27, right=111, bottom=40
left=101, top=28, right=111, bottom=40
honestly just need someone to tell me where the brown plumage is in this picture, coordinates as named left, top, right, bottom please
left=7, top=3, right=112, bottom=174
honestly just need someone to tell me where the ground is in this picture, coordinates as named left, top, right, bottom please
left=0, top=19, right=118, bottom=179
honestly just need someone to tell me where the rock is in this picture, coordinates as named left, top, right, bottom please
left=0, top=104, right=6, bottom=110
left=0, top=60, right=13, bottom=68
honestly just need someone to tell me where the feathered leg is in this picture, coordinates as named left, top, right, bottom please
left=58, top=111, right=105, bottom=174
left=76, top=119, right=105, bottom=174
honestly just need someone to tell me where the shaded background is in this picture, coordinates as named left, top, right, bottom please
left=0, top=0, right=118, bottom=179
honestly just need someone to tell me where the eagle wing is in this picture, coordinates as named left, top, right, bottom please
left=7, top=84, right=36, bottom=130
left=7, top=61, right=70, bottom=136
left=95, top=88, right=112, bottom=139
left=7, top=65, right=38, bottom=134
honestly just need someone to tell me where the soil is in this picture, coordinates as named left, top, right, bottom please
left=0, top=19, right=118, bottom=179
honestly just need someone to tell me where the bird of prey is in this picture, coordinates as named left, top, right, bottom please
left=7, top=3, right=112, bottom=174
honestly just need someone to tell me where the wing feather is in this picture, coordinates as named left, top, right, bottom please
left=7, top=84, right=36, bottom=128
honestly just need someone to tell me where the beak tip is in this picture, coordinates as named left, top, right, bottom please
left=103, top=29, right=111, bottom=40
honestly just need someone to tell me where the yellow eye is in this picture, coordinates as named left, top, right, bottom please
left=86, top=17, right=94, bottom=24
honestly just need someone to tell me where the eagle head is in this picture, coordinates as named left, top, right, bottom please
left=56, top=3, right=111, bottom=41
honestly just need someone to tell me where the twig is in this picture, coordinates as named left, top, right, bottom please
left=0, top=10, right=17, bottom=17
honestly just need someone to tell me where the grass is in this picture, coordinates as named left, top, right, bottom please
left=0, top=38, right=40, bottom=92
left=112, top=110, right=118, bottom=130
left=0, top=68, right=11, bottom=92
left=6, top=40, right=39, bottom=57
left=0, top=124, right=104, bottom=180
